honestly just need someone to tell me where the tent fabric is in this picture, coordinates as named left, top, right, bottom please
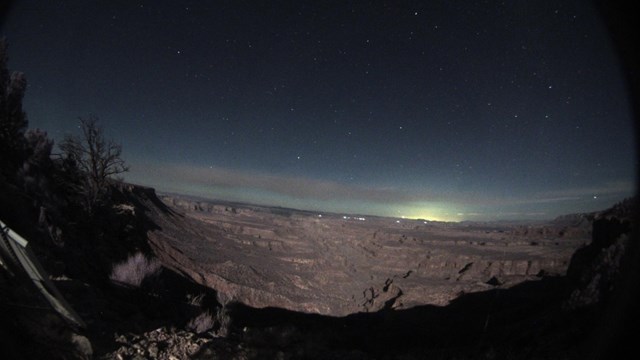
left=0, top=220, right=86, bottom=328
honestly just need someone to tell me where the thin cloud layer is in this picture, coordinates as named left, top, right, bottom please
left=128, top=162, right=419, bottom=203
left=126, top=161, right=635, bottom=220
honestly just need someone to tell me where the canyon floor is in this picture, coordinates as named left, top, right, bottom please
left=148, top=193, right=591, bottom=317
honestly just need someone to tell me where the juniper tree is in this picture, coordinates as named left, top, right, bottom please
left=0, top=38, right=28, bottom=177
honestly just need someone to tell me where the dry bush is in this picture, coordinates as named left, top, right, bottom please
left=109, top=252, right=161, bottom=287
left=186, top=311, right=215, bottom=334
left=214, top=306, right=231, bottom=337
left=186, top=305, right=231, bottom=337
left=212, top=291, right=232, bottom=337
left=186, top=293, right=206, bottom=307
left=216, top=291, right=232, bottom=307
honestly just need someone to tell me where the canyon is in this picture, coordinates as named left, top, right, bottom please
left=138, top=189, right=592, bottom=317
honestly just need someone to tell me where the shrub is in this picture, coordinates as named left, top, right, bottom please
left=185, top=292, right=233, bottom=337
left=214, top=305, right=232, bottom=337
left=109, top=252, right=161, bottom=287
left=186, top=293, right=206, bottom=307
left=186, top=311, right=215, bottom=334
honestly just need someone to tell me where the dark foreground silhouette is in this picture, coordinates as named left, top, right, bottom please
left=223, top=276, right=582, bottom=359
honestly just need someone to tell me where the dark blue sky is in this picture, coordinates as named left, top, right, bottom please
left=2, top=0, right=636, bottom=221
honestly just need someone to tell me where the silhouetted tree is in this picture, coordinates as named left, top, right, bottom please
left=17, top=128, right=55, bottom=206
left=19, top=129, right=54, bottom=188
left=0, top=38, right=28, bottom=177
left=0, top=38, right=62, bottom=244
left=60, top=116, right=129, bottom=213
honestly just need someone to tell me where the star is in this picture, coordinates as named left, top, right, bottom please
left=3, top=0, right=633, bottom=222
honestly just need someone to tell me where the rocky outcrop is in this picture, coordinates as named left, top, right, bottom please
left=564, top=204, right=634, bottom=310
left=360, top=276, right=404, bottom=312
left=565, top=233, right=629, bottom=309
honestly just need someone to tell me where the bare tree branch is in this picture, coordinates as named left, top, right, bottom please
left=59, top=116, right=128, bottom=212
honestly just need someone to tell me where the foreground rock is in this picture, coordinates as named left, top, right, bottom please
left=565, top=199, right=635, bottom=309
left=109, top=327, right=212, bottom=360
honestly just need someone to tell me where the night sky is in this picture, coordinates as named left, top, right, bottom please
left=1, top=0, right=636, bottom=221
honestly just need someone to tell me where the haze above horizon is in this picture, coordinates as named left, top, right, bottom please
left=2, top=0, right=635, bottom=221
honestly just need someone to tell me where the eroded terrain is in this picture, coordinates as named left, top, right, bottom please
left=144, top=194, right=591, bottom=316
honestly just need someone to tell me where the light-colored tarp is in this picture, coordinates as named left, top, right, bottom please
left=0, top=219, right=86, bottom=328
